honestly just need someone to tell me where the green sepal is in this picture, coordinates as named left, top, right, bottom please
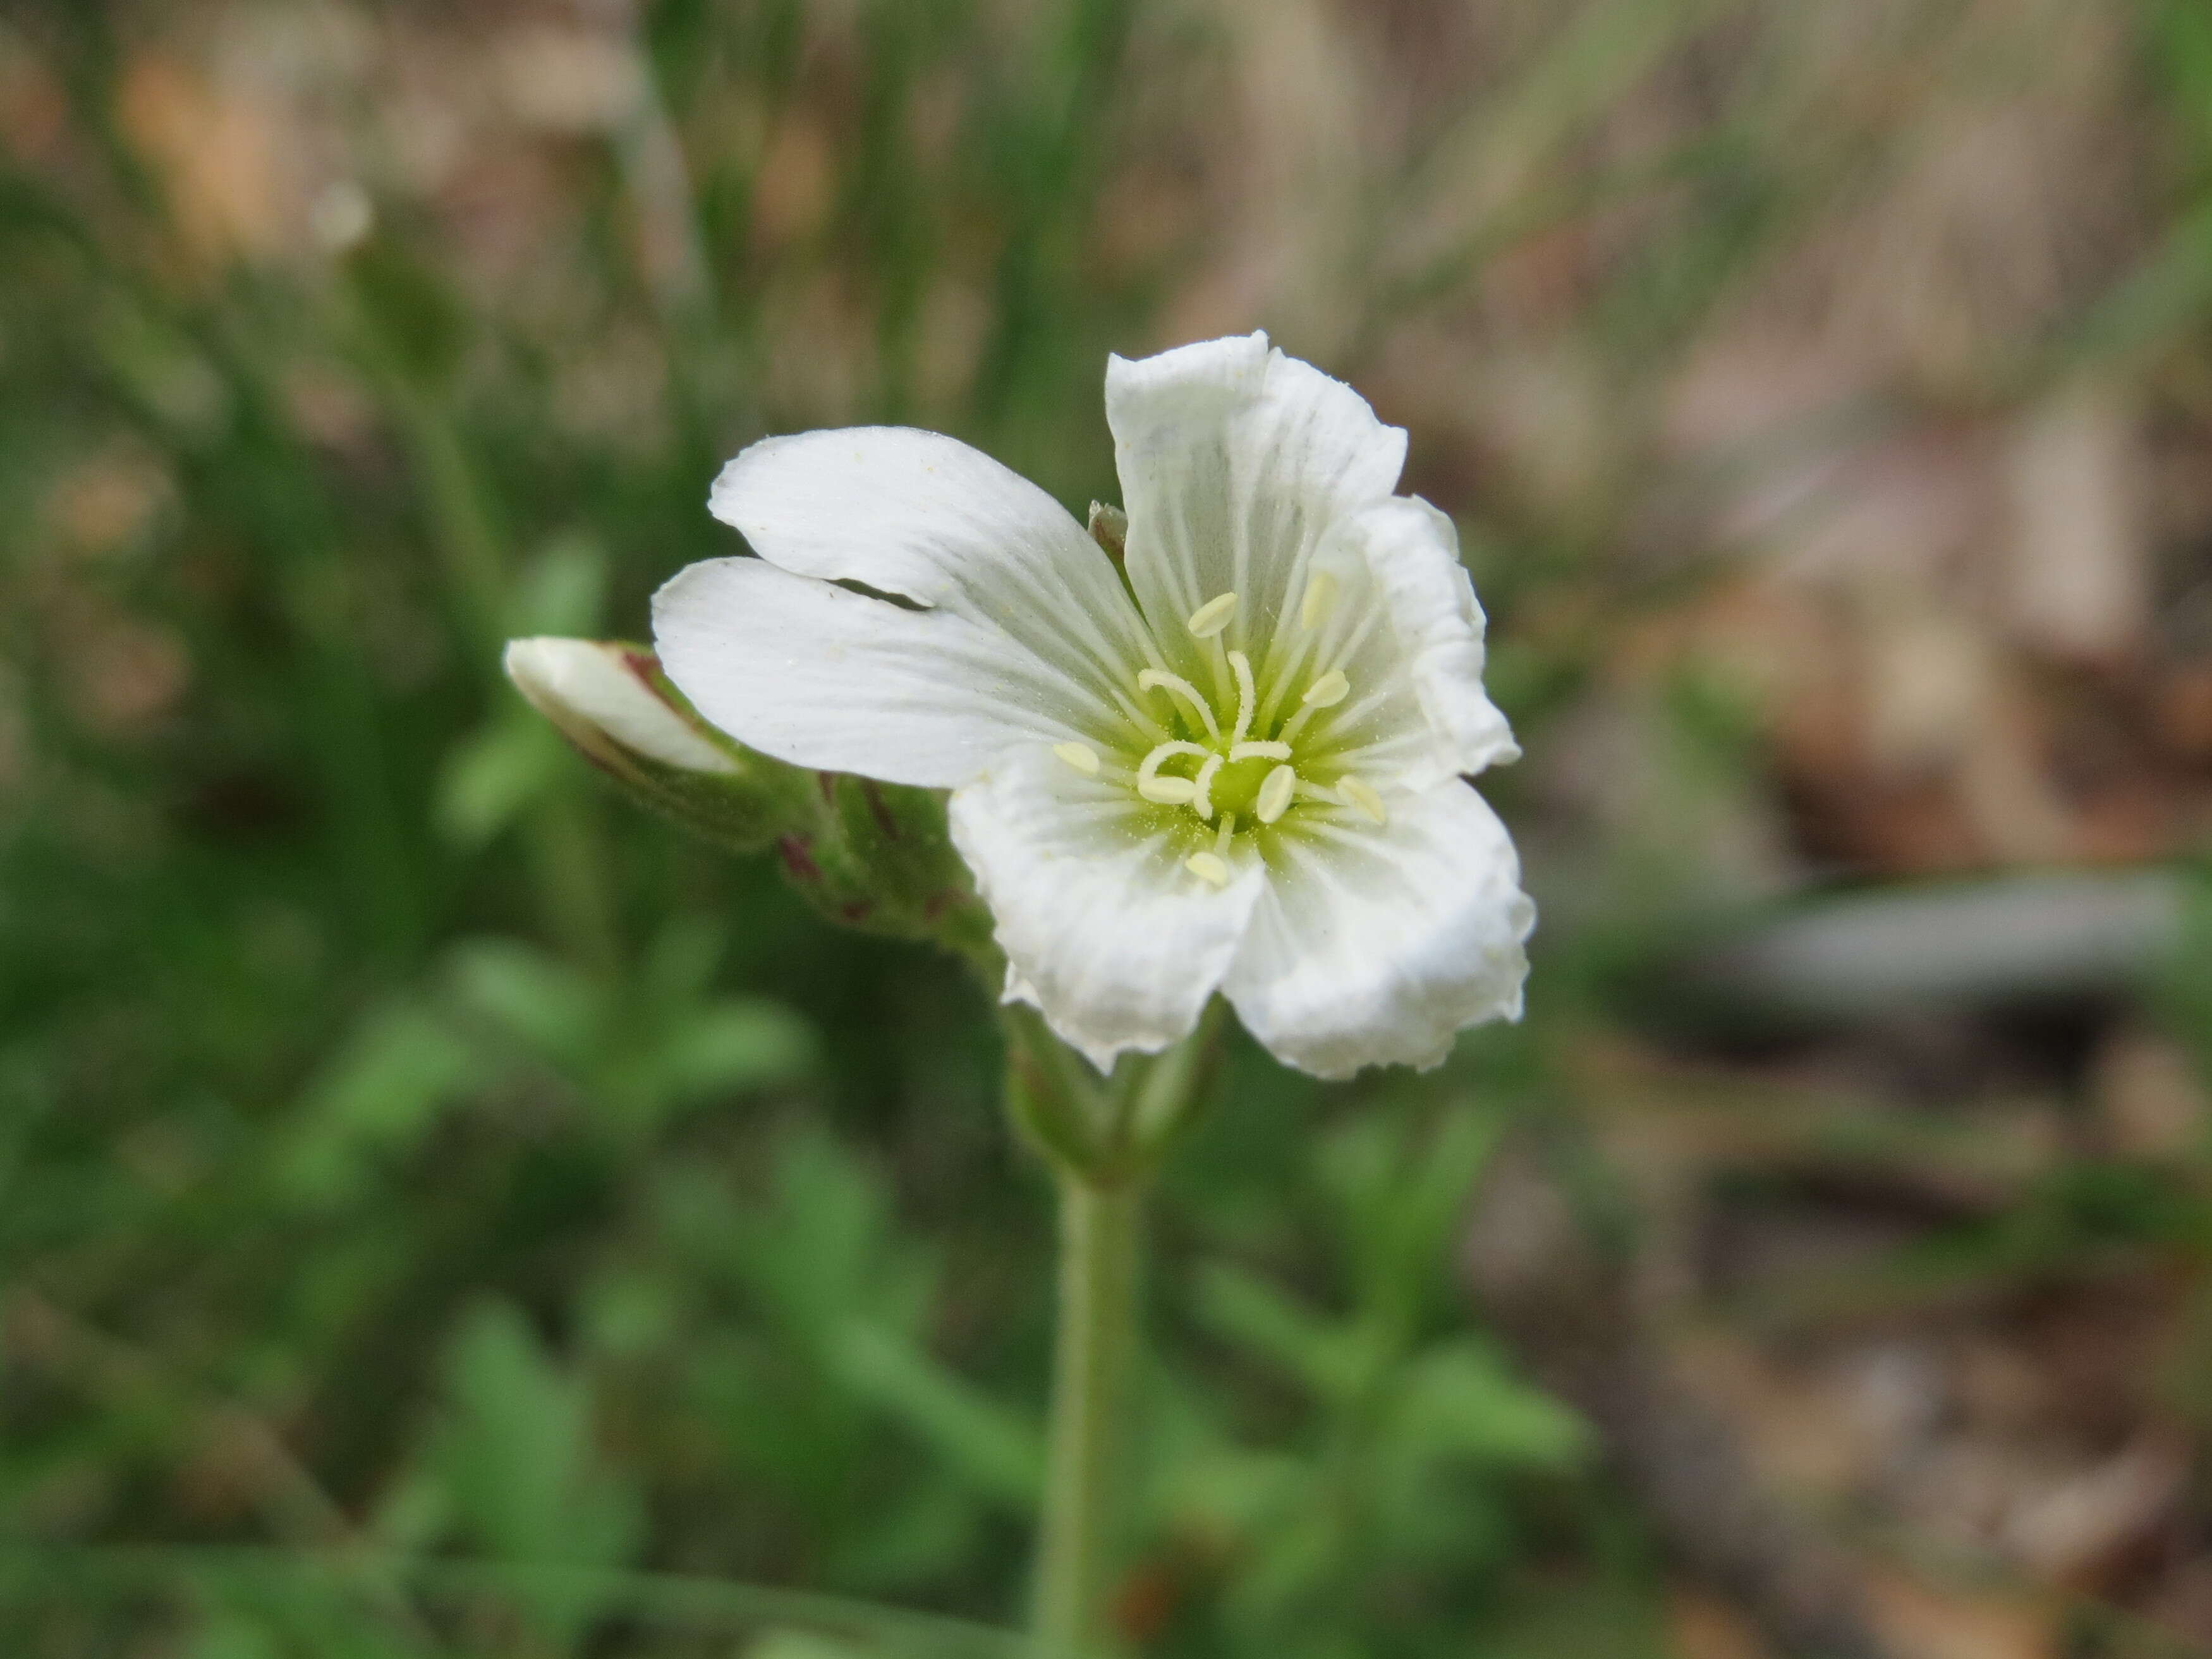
left=787, top=774, right=994, bottom=958
left=1000, top=1006, right=1110, bottom=1177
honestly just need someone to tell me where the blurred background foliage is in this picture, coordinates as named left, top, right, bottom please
left=8, top=1, right=2212, bottom=1655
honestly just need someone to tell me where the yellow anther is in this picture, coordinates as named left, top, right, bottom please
left=1136, top=667, right=1222, bottom=744
left=1191, top=753, right=1224, bottom=820
left=1338, top=775, right=1387, bottom=825
left=1256, top=764, right=1296, bottom=824
left=1300, top=570, right=1337, bottom=631
left=1229, top=740, right=1291, bottom=762
left=1186, top=851, right=1230, bottom=885
left=1186, top=592, right=1239, bottom=638
left=1302, top=669, right=1350, bottom=708
left=1052, top=741, right=1101, bottom=775
left=1227, top=649, right=1257, bottom=746
left=1136, top=739, right=1206, bottom=805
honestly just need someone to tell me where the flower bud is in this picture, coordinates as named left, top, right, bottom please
left=1086, top=500, right=1128, bottom=564
left=503, top=636, right=801, bottom=852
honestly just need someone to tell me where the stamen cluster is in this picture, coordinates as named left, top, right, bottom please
left=1049, top=571, right=1386, bottom=887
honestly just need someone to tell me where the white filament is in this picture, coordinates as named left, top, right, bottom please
left=1190, top=752, right=1224, bottom=820
left=1137, top=667, right=1222, bottom=744
left=1227, top=650, right=1257, bottom=747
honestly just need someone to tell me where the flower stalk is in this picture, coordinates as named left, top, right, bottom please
left=1034, top=1169, right=1141, bottom=1655
left=1006, top=1005, right=1224, bottom=1655
left=509, top=331, right=1537, bottom=1657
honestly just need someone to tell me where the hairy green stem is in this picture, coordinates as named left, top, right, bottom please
left=1006, top=1007, right=1222, bottom=1652
left=1033, top=1171, right=1141, bottom=1654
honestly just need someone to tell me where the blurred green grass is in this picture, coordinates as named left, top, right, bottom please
left=6, top=1, right=2212, bottom=1655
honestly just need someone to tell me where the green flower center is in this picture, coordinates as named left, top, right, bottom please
left=1047, top=583, right=1389, bottom=889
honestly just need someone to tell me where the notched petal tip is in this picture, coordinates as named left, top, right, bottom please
left=1105, top=327, right=1270, bottom=377
left=699, top=425, right=1156, bottom=736
left=1105, top=332, right=1408, bottom=653
left=1103, top=331, right=1273, bottom=424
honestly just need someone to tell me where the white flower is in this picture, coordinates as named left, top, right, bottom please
left=655, top=333, right=1533, bottom=1078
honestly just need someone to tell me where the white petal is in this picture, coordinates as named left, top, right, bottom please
left=1313, top=497, right=1519, bottom=785
left=653, top=557, right=1108, bottom=789
left=948, top=746, right=1265, bottom=1071
left=1105, top=334, right=1406, bottom=671
left=504, top=636, right=738, bottom=774
left=1225, top=781, right=1533, bottom=1079
left=710, top=426, right=1159, bottom=708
